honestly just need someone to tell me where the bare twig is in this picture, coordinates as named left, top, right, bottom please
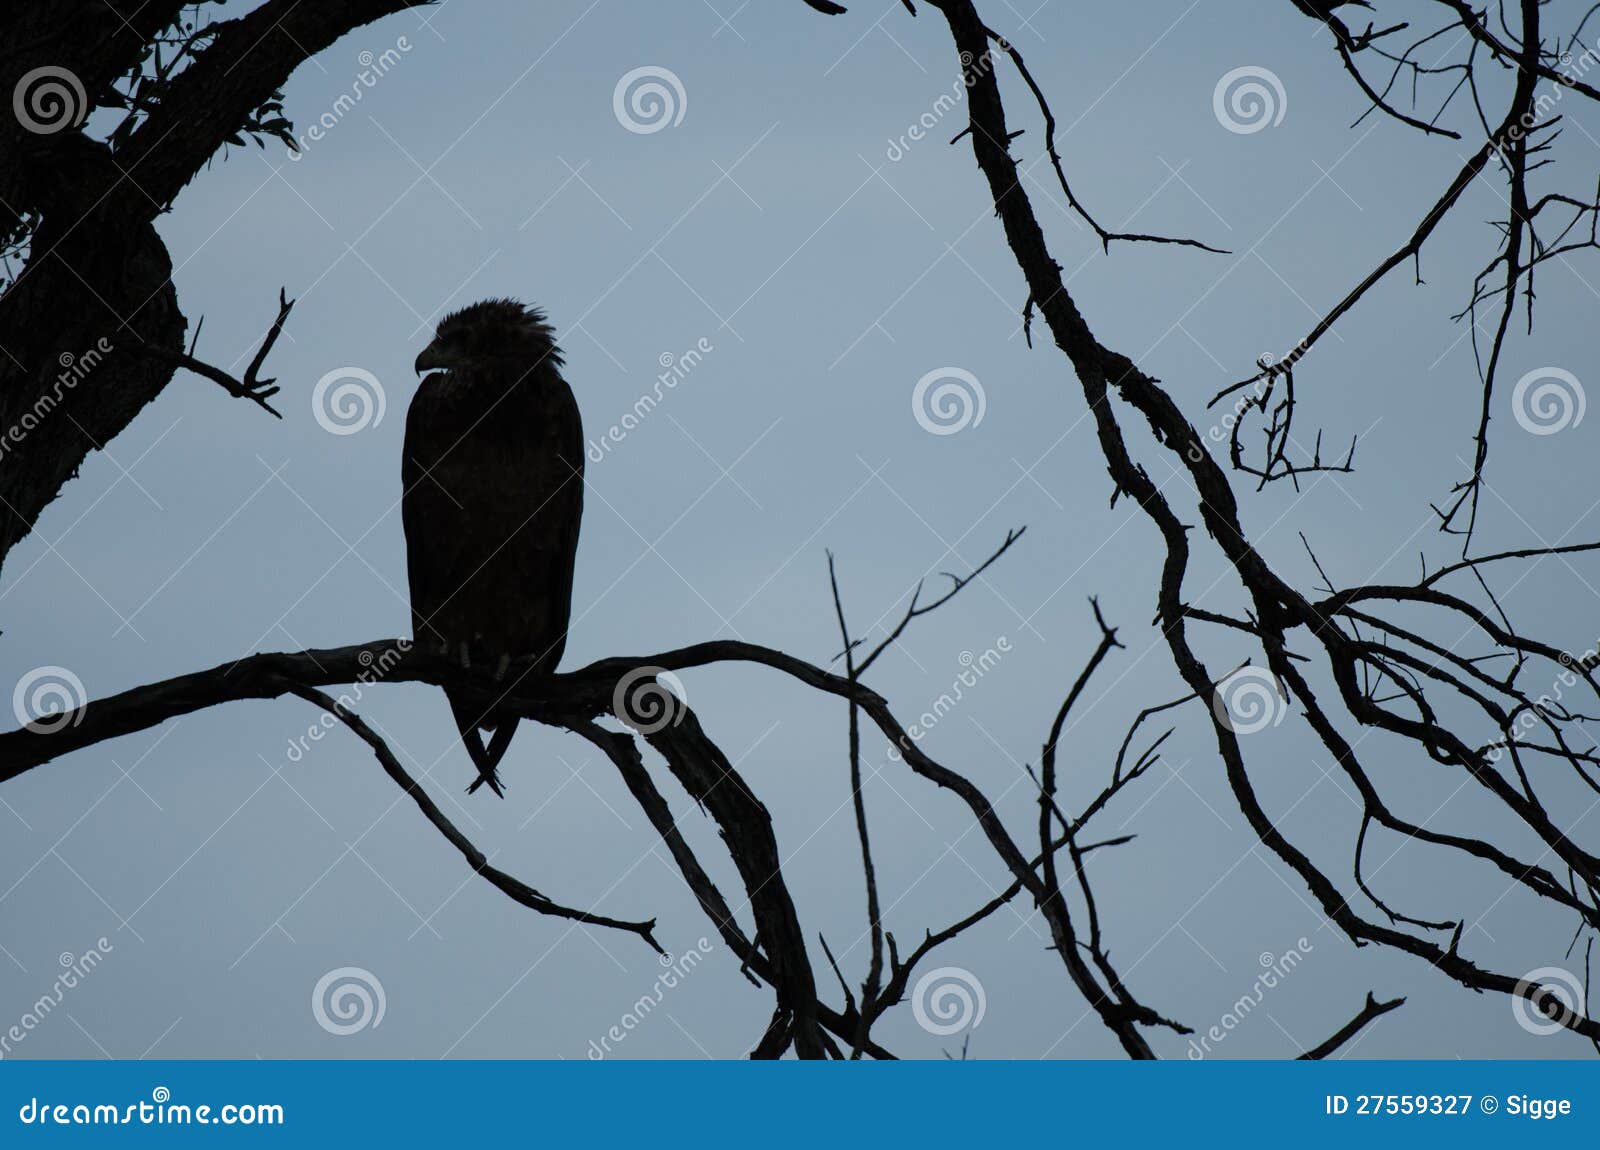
left=131, top=288, right=294, bottom=417
left=284, top=682, right=662, bottom=950
left=1298, top=992, right=1406, bottom=1059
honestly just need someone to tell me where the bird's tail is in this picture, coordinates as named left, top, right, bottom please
left=448, top=693, right=518, bottom=798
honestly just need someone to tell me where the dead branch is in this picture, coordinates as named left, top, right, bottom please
left=287, top=684, right=662, bottom=949
left=1297, top=992, right=1407, bottom=1059
left=129, top=288, right=294, bottom=417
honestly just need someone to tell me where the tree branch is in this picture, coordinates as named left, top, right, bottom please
left=1297, top=992, right=1406, bottom=1059
left=286, top=683, right=662, bottom=949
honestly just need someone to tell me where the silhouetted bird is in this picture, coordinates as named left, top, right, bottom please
left=404, top=299, right=584, bottom=796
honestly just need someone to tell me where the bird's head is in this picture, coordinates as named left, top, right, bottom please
left=413, top=298, right=564, bottom=377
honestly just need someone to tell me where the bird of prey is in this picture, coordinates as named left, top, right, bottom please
left=403, top=299, right=584, bottom=797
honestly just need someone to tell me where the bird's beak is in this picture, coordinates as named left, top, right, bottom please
left=414, top=340, right=446, bottom=376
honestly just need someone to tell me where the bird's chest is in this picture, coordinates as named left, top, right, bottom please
left=426, top=382, right=558, bottom=462
left=414, top=378, right=582, bottom=520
